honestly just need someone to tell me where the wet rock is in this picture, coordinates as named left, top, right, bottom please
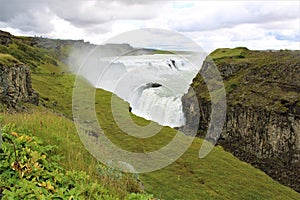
left=146, top=83, right=162, bottom=88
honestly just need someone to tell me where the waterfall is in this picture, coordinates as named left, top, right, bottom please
left=91, top=54, right=204, bottom=128
left=129, top=85, right=185, bottom=127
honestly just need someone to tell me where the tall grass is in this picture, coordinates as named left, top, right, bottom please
left=0, top=111, right=144, bottom=198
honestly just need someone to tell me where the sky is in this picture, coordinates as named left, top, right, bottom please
left=0, top=0, right=299, bottom=52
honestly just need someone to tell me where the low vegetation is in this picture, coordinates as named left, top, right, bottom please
left=0, top=115, right=153, bottom=199
left=0, top=53, right=22, bottom=67
left=0, top=123, right=115, bottom=199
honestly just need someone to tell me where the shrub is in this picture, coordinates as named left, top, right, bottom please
left=0, top=123, right=115, bottom=199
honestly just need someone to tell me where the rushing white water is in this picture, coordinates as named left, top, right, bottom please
left=92, top=54, right=204, bottom=128
left=128, top=85, right=186, bottom=127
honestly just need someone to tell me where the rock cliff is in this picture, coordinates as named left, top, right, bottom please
left=0, top=54, right=38, bottom=110
left=182, top=48, right=300, bottom=191
left=0, top=30, right=12, bottom=46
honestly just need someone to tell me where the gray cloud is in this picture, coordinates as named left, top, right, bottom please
left=51, top=1, right=161, bottom=27
left=0, top=0, right=54, bottom=33
left=0, top=0, right=163, bottom=33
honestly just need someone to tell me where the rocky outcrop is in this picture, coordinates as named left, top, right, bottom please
left=183, top=94, right=300, bottom=191
left=0, top=61, right=38, bottom=109
left=0, top=30, right=12, bottom=46
left=182, top=49, right=300, bottom=192
left=222, top=106, right=300, bottom=190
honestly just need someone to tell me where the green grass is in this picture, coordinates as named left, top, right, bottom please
left=0, top=53, right=22, bottom=67
left=210, top=47, right=248, bottom=60
left=31, top=74, right=75, bottom=118
left=0, top=37, right=70, bottom=73
left=141, top=141, right=297, bottom=200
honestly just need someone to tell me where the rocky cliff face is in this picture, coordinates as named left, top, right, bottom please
left=182, top=48, right=300, bottom=192
left=223, top=106, right=299, bottom=188
left=0, top=56, right=38, bottom=110
left=0, top=30, right=12, bottom=46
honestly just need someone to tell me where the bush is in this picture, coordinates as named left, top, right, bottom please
left=0, top=123, right=115, bottom=199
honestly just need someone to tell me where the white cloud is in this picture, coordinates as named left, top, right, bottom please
left=163, top=1, right=299, bottom=32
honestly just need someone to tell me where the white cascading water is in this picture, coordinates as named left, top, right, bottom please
left=129, top=86, right=185, bottom=127
left=90, top=54, right=203, bottom=128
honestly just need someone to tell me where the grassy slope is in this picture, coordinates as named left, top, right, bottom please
left=93, top=88, right=300, bottom=200
left=0, top=53, right=22, bottom=67
left=0, top=39, right=299, bottom=199
left=0, top=38, right=146, bottom=198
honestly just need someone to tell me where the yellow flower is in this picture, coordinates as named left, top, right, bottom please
left=24, top=135, right=32, bottom=142
left=38, top=181, right=46, bottom=187
left=46, top=181, right=55, bottom=191
left=38, top=181, right=55, bottom=191
left=18, top=135, right=25, bottom=140
left=11, top=132, right=19, bottom=137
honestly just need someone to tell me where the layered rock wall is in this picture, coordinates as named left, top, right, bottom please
left=0, top=63, right=38, bottom=109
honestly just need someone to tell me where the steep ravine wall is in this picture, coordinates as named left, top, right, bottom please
left=182, top=50, right=300, bottom=192
left=183, top=94, right=300, bottom=191
left=223, top=106, right=300, bottom=190
left=0, top=62, right=38, bottom=109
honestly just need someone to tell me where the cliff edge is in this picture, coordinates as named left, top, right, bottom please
left=182, top=48, right=300, bottom=191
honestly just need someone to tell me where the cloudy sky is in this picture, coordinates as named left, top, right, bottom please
left=0, top=0, right=299, bottom=52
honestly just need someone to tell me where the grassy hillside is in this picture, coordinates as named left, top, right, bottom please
left=0, top=32, right=299, bottom=199
left=193, top=47, right=300, bottom=114
left=0, top=53, right=22, bottom=67
left=2, top=88, right=299, bottom=199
